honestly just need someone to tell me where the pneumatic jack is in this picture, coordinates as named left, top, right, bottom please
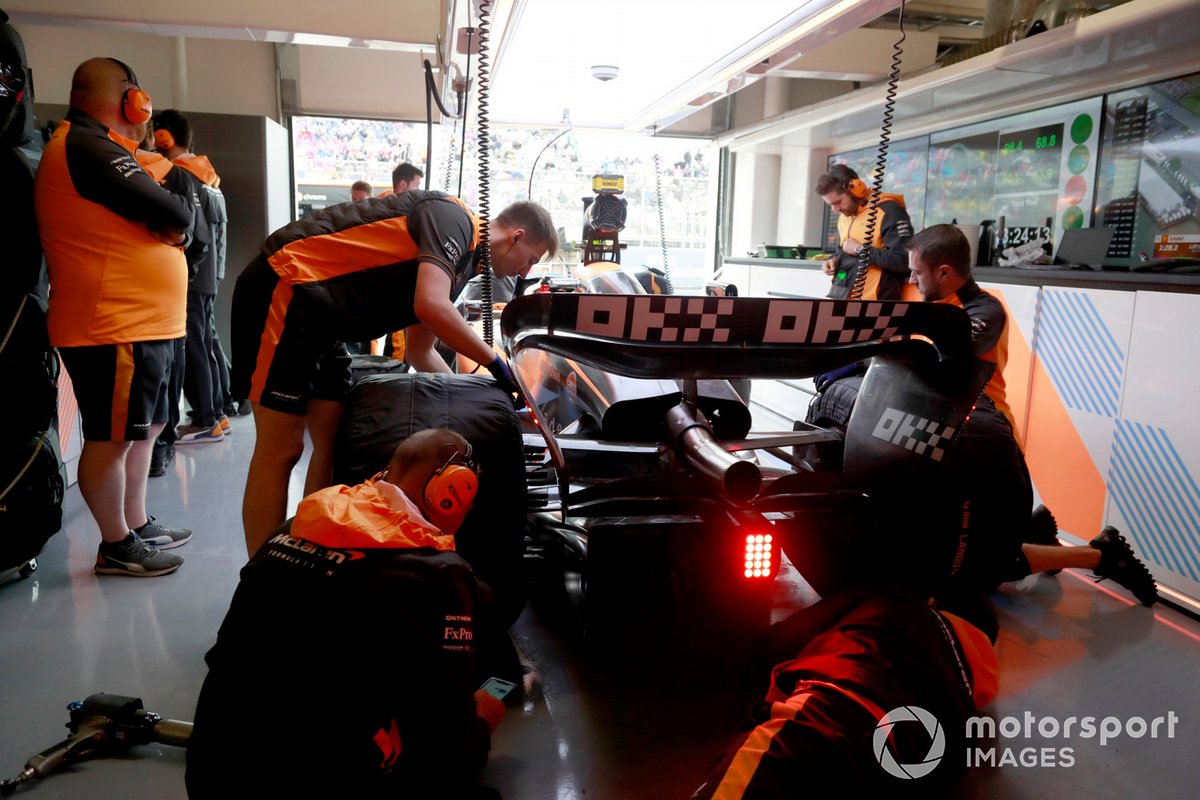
left=0, top=693, right=192, bottom=796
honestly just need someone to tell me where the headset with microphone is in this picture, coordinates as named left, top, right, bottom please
left=846, top=176, right=869, bottom=200
left=107, top=57, right=152, bottom=126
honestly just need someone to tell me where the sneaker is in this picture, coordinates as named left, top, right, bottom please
left=223, top=402, right=239, bottom=418
left=218, top=415, right=232, bottom=436
left=1089, top=527, right=1158, bottom=606
left=148, top=441, right=174, bottom=478
left=176, top=422, right=225, bottom=444
left=134, top=515, right=192, bottom=549
left=1027, top=505, right=1063, bottom=575
left=235, top=399, right=253, bottom=416
left=95, top=533, right=183, bottom=577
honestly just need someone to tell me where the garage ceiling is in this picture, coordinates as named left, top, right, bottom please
left=6, top=0, right=991, bottom=132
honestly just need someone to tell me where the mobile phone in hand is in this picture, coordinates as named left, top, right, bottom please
left=479, top=677, right=517, bottom=700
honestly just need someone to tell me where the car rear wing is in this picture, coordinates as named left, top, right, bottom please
left=502, top=294, right=990, bottom=498
left=500, top=294, right=974, bottom=380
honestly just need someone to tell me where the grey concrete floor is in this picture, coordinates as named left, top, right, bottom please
left=1, top=412, right=1198, bottom=799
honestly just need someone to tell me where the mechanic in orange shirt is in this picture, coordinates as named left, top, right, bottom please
left=232, top=193, right=556, bottom=554
left=35, top=57, right=195, bottom=577
left=816, top=163, right=914, bottom=301
left=187, top=428, right=510, bottom=799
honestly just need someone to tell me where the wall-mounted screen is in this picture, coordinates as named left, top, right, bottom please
left=1095, top=73, right=1200, bottom=266
left=924, top=97, right=1103, bottom=251
left=826, top=97, right=1104, bottom=262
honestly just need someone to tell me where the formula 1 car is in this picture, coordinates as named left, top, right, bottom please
left=500, top=272, right=991, bottom=651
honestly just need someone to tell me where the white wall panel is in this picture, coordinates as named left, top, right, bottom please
left=1109, top=291, right=1200, bottom=600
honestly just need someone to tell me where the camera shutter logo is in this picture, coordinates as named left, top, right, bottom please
left=874, top=705, right=946, bottom=779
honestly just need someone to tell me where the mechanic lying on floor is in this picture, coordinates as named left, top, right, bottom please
left=692, top=583, right=998, bottom=798
left=186, top=428, right=511, bottom=800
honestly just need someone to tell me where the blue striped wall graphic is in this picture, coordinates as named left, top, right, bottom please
left=1037, top=290, right=1124, bottom=418
left=1107, top=419, right=1200, bottom=582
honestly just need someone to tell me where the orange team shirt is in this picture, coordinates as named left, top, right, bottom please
left=35, top=110, right=192, bottom=347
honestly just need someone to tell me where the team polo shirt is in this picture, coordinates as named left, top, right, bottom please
left=34, top=109, right=194, bottom=347
left=935, top=279, right=1015, bottom=432
left=261, top=190, right=481, bottom=341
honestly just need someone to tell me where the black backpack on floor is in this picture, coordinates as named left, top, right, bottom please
left=0, top=428, right=66, bottom=570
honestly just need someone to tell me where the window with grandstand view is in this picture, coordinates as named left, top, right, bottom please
left=291, top=116, right=716, bottom=291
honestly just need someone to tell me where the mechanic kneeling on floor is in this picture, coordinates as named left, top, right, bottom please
left=186, top=428, right=512, bottom=800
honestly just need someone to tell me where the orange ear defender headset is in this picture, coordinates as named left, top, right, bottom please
left=424, top=443, right=479, bottom=528
left=107, top=57, right=152, bottom=126
left=846, top=176, right=869, bottom=200
left=153, top=128, right=175, bottom=151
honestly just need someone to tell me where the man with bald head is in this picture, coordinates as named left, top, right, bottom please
left=35, top=57, right=196, bottom=577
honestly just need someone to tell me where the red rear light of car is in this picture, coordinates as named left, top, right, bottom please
left=743, top=532, right=774, bottom=579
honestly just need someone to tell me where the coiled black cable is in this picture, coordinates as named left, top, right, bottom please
left=443, top=115, right=457, bottom=192
left=849, top=0, right=906, bottom=301
left=476, top=0, right=494, bottom=346
left=653, top=146, right=670, bottom=280
left=458, top=22, right=474, bottom=198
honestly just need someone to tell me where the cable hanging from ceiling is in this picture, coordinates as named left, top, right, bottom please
left=849, top=0, right=906, bottom=301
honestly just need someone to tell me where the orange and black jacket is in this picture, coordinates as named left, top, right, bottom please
left=695, top=585, right=997, bottom=799
left=934, top=279, right=1015, bottom=433
left=34, top=109, right=194, bottom=347
left=135, top=150, right=212, bottom=288
left=164, top=155, right=219, bottom=294
left=254, top=189, right=481, bottom=343
left=829, top=192, right=914, bottom=301
left=186, top=480, right=498, bottom=799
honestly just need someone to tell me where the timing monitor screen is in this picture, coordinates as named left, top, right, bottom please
left=923, top=96, right=1103, bottom=248
left=827, top=97, right=1104, bottom=259
left=1095, top=72, right=1200, bottom=267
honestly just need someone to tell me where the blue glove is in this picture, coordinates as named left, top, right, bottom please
left=813, top=362, right=863, bottom=393
left=486, top=355, right=526, bottom=408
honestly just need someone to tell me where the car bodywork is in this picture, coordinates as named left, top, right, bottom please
left=498, top=271, right=991, bottom=648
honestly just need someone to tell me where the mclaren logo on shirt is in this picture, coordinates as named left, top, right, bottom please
left=266, top=532, right=366, bottom=568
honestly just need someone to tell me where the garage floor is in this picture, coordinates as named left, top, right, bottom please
left=1, top=413, right=1198, bottom=799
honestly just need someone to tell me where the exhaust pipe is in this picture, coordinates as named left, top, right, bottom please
left=665, top=401, right=761, bottom=502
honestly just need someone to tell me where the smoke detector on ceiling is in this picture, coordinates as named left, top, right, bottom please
left=591, top=65, right=619, bottom=81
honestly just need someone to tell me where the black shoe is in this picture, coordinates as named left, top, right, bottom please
left=1027, top=505, right=1063, bottom=575
left=1089, top=527, right=1158, bottom=606
left=95, top=533, right=183, bottom=577
left=148, top=441, right=174, bottom=478
left=134, top=516, right=193, bottom=549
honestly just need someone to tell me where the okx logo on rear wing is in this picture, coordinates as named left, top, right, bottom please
left=501, top=294, right=975, bottom=380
